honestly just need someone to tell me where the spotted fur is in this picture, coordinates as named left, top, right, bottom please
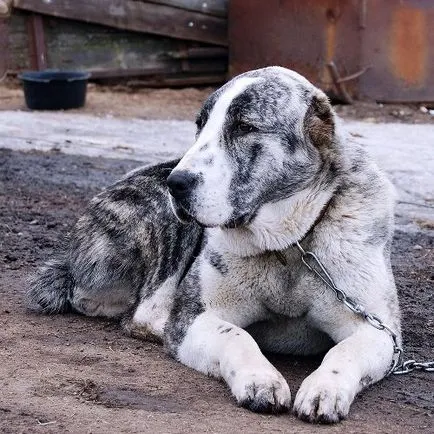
left=28, top=67, right=400, bottom=423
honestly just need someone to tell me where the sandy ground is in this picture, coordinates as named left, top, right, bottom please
left=0, top=84, right=433, bottom=433
left=1, top=79, right=434, bottom=123
left=0, top=82, right=213, bottom=121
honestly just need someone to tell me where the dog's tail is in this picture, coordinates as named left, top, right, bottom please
left=27, top=256, right=74, bottom=314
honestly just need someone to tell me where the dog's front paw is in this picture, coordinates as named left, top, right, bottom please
left=293, top=370, right=355, bottom=423
left=231, top=368, right=291, bottom=413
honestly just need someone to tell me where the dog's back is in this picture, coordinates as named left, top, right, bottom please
left=27, top=159, right=203, bottom=317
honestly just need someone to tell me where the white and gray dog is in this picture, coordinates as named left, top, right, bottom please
left=28, top=67, right=401, bottom=423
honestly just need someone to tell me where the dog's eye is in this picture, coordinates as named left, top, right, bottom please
left=236, top=121, right=257, bottom=134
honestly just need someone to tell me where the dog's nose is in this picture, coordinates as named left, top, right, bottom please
left=167, top=171, right=198, bottom=199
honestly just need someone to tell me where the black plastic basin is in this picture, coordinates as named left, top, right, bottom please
left=19, top=71, right=91, bottom=110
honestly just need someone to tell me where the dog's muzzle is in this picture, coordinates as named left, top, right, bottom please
left=167, top=170, right=199, bottom=224
left=167, top=171, right=198, bottom=200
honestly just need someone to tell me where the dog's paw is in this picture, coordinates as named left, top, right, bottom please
left=293, top=370, right=355, bottom=423
left=231, top=368, right=291, bottom=413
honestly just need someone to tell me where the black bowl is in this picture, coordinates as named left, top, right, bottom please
left=19, top=71, right=91, bottom=110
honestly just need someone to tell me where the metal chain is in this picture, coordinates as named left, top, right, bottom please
left=392, top=360, right=434, bottom=375
left=295, top=242, right=434, bottom=375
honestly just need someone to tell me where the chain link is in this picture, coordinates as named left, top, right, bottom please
left=393, top=360, right=434, bottom=375
left=295, top=242, right=433, bottom=375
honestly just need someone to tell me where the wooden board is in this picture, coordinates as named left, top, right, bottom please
left=0, top=18, right=9, bottom=76
left=44, top=16, right=177, bottom=73
left=7, top=11, right=227, bottom=82
left=144, top=0, right=227, bottom=17
left=7, top=11, right=31, bottom=71
left=14, top=0, right=227, bottom=45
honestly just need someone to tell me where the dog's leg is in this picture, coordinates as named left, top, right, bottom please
left=123, top=275, right=179, bottom=342
left=168, top=311, right=291, bottom=413
left=293, top=326, right=393, bottom=423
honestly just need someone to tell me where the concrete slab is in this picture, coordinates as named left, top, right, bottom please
left=0, top=110, right=432, bottom=233
left=0, top=111, right=195, bottom=162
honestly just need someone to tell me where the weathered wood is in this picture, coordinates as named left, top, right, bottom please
left=0, top=18, right=8, bottom=77
left=14, top=0, right=227, bottom=45
left=166, top=46, right=227, bottom=59
left=43, top=16, right=178, bottom=72
left=142, top=0, right=227, bottom=17
left=7, top=10, right=31, bottom=71
left=0, top=0, right=13, bottom=17
left=7, top=9, right=227, bottom=85
left=124, top=73, right=226, bottom=87
left=27, top=14, right=47, bottom=69
left=41, top=16, right=224, bottom=75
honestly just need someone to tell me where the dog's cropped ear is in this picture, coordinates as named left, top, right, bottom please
left=303, top=91, right=335, bottom=149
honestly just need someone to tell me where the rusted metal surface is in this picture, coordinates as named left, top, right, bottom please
left=14, top=0, right=227, bottom=46
left=229, top=0, right=362, bottom=99
left=359, top=1, right=434, bottom=102
left=229, top=0, right=434, bottom=102
left=27, top=13, right=47, bottom=70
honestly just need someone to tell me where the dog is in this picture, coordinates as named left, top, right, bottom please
left=28, top=66, right=401, bottom=423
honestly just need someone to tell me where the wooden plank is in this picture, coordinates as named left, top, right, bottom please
left=41, top=16, right=226, bottom=76
left=14, top=0, right=227, bottom=45
left=121, top=73, right=226, bottom=87
left=7, top=10, right=31, bottom=71
left=143, top=0, right=227, bottom=17
left=43, top=16, right=178, bottom=72
left=8, top=11, right=227, bottom=80
left=0, top=18, right=8, bottom=78
left=27, top=14, right=47, bottom=69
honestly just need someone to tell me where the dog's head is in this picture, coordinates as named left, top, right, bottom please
left=167, top=67, right=336, bottom=228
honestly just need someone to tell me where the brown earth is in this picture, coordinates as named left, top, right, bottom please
left=0, top=148, right=433, bottom=434
left=0, top=80, right=212, bottom=121
left=1, top=78, right=434, bottom=123
left=0, top=81, right=433, bottom=433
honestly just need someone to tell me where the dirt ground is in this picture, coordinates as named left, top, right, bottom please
left=0, top=80, right=212, bottom=121
left=0, top=83, right=433, bottom=433
left=0, top=151, right=433, bottom=434
left=1, top=78, right=434, bottom=123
